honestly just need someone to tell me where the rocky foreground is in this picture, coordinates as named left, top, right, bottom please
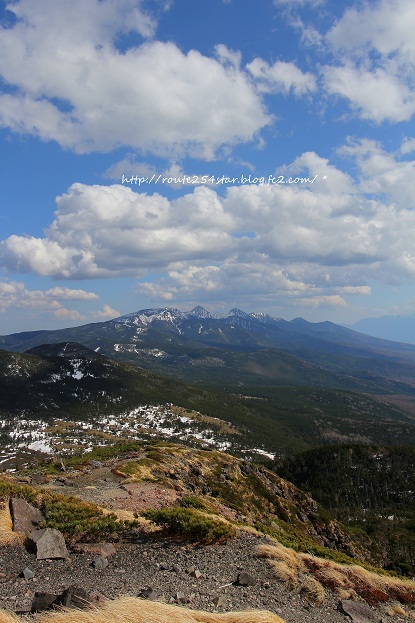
left=0, top=445, right=413, bottom=623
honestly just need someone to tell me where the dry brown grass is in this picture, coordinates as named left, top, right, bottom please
left=170, top=407, right=240, bottom=436
left=0, top=499, right=23, bottom=545
left=385, top=603, right=407, bottom=617
left=0, top=596, right=286, bottom=623
left=257, top=543, right=303, bottom=589
left=299, top=577, right=325, bottom=606
left=258, top=540, right=415, bottom=607
left=300, top=554, right=415, bottom=606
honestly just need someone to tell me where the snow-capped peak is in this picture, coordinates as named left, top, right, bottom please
left=189, top=306, right=212, bottom=319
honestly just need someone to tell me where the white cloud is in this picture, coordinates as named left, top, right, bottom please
left=41, top=287, right=99, bottom=301
left=327, top=0, right=415, bottom=61
left=400, top=137, right=415, bottom=155
left=0, top=184, right=236, bottom=278
left=0, top=279, right=97, bottom=319
left=0, top=0, right=270, bottom=158
left=93, top=304, right=120, bottom=319
left=2, top=143, right=415, bottom=308
left=338, top=138, right=415, bottom=210
left=247, top=58, right=316, bottom=96
left=215, top=44, right=242, bottom=69
left=323, top=64, right=415, bottom=123
left=323, top=0, right=415, bottom=123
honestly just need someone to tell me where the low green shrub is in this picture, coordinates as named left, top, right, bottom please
left=142, top=506, right=236, bottom=543
left=180, top=495, right=208, bottom=510
left=0, top=477, right=139, bottom=544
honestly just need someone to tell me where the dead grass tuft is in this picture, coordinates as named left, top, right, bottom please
left=0, top=499, right=23, bottom=545
left=299, top=577, right=325, bottom=606
left=300, top=554, right=415, bottom=606
left=0, top=596, right=286, bottom=623
left=257, top=543, right=303, bottom=589
left=386, top=603, right=407, bottom=617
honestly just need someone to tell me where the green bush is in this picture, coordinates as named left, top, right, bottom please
left=0, top=479, right=37, bottom=504
left=40, top=493, right=140, bottom=543
left=0, top=477, right=139, bottom=544
left=142, top=506, right=236, bottom=543
left=180, top=495, right=208, bottom=510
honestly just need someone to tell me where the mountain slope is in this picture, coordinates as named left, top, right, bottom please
left=349, top=314, right=415, bottom=345
left=277, top=444, right=415, bottom=575
left=2, top=344, right=415, bottom=468
left=3, top=307, right=415, bottom=395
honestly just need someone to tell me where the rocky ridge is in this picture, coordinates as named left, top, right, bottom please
left=0, top=443, right=413, bottom=622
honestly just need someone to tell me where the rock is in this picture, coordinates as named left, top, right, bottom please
left=72, top=542, right=116, bottom=558
left=10, top=498, right=44, bottom=537
left=235, top=572, right=256, bottom=586
left=20, top=567, right=35, bottom=579
left=60, top=586, right=91, bottom=609
left=215, top=595, right=227, bottom=608
left=31, top=592, right=60, bottom=613
left=28, top=528, right=69, bottom=560
left=140, top=588, right=164, bottom=602
left=89, top=460, right=103, bottom=468
left=338, top=599, right=377, bottom=622
left=31, top=587, right=90, bottom=613
left=175, top=592, right=189, bottom=604
left=92, top=555, right=109, bottom=569
left=190, top=568, right=202, bottom=579
left=31, top=474, right=48, bottom=485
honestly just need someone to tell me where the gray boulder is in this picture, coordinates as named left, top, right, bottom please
left=10, top=498, right=44, bottom=536
left=31, top=586, right=91, bottom=613
left=92, top=555, right=109, bottom=569
left=235, top=571, right=256, bottom=586
left=28, top=528, right=69, bottom=560
left=72, top=542, right=116, bottom=558
left=338, top=599, right=377, bottom=623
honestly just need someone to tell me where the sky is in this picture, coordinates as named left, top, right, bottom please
left=1, top=0, right=415, bottom=334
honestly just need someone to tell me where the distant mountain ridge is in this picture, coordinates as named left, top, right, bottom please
left=349, top=313, right=415, bottom=345
left=2, top=306, right=415, bottom=395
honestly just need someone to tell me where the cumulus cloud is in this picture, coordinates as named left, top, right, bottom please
left=400, top=137, right=415, bottom=155
left=247, top=58, right=316, bottom=96
left=323, top=0, right=415, bottom=123
left=323, top=64, right=415, bottom=123
left=338, top=138, right=415, bottom=210
left=93, top=304, right=120, bottom=319
left=138, top=261, right=369, bottom=309
left=0, top=280, right=98, bottom=319
left=0, top=183, right=236, bottom=278
left=0, top=0, right=270, bottom=158
left=3, top=142, right=415, bottom=308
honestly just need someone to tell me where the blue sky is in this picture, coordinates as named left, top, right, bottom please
left=1, top=0, right=415, bottom=333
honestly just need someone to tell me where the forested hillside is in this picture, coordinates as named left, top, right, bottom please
left=277, top=445, right=415, bottom=575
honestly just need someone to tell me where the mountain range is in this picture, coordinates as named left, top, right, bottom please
left=3, top=306, right=415, bottom=395
left=349, top=313, right=415, bottom=345
left=3, top=306, right=415, bottom=466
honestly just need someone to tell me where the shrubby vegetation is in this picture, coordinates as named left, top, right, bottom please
left=0, top=477, right=139, bottom=543
left=142, top=506, right=236, bottom=543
